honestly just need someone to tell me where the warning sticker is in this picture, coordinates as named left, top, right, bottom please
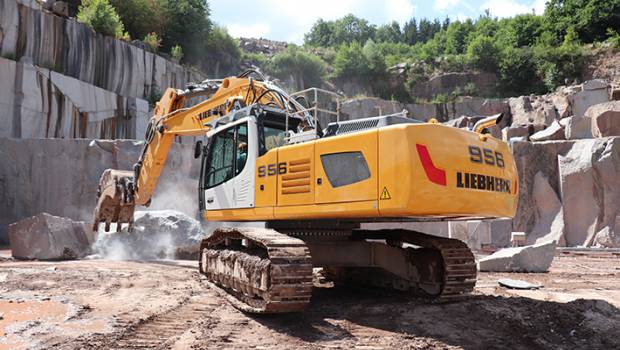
left=380, top=187, right=391, bottom=200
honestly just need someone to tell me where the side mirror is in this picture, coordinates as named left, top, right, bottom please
left=194, top=140, right=203, bottom=159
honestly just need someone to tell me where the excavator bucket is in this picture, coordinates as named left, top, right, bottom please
left=92, top=169, right=136, bottom=232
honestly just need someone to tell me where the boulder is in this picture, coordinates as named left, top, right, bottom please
left=564, top=116, right=593, bottom=139
left=445, top=116, right=470, bottom=128
left=8, top=213, right=95, bottom=260
left=448, top=219, right=511, bottom=250
left=488, top=218, right=513, bottom=248
left=91, top=210, right=206, bottom=260
left=585, top=101, right=620, bottom=137
left=570, top=81, right=609, bottom=118
left=477, top=240, right=556, bottom=273
left=530, top=121, right=565, bottom=142
left=502, top=124, right=544, bottom=142
left=592, top=215, right=620, bottom=248
left=529, top=172, right=565, bottom=246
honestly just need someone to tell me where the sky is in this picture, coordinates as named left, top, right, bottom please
left=210, top=0, right=547, bottom=44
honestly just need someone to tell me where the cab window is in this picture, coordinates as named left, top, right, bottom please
left=205, top=123, right=248, bottom=189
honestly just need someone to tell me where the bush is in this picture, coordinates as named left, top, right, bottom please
left=171, top=45, right=184, bottom=61
left=77, top=0, right=125, bottom=38
left=269, top=45, right=326, bottom=90
left=466, top=35, right=499, bottom=71
left=109, top=0, right=163, bottom=41
left=534, top=40, right=584, bottom=91
left=143, top=32, right=161, bottom=51
left=606, top=28, right=620, bottom=49
left=498, top=46, right=543, bottom=96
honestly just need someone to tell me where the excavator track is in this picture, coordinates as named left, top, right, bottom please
left=199, top=227, right=313, bottom=313
left=332, top=229, right=477, bottom=301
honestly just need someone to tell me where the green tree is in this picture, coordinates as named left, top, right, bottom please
left=544, top=0, right=620, bottom=43
left=204, top=25, right=241, bottom=77
left=304, top=19, right=335, bottom=46
left=333, top=42, right=370, bottom=79
left=268, top=45, right=326, bottom=90
left=143, top=32, right=162, bottom=51
left=77, top=0, right=126, bottom=38
left=332, top=14, right=377, bottom=45
left=445, top=20, right=474, bottom=54
left=376, top=21, right=402, bottom=43
left=498, top=47, right=542, bottom=96
left=497, top=14, right=544, bottom=48
left=402, top=18, right=418, bottom=45
left=466, top=35, right=499, bottom=71
left=109, top=0, right=163, bottom=41
left=158, top=0, right=211, bottom=64
left=171, top=44, right=184, bottom=61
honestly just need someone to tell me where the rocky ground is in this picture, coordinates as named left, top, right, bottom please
left=0, top=249, right=618, bottom=350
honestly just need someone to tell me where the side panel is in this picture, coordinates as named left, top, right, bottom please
left=314, top=130, right=378, bottom=204
left=277, top=143, right=315, bottom=206
left=378, top=124, right=518, bottom=218
left=254, top=149, right=278, bottom=207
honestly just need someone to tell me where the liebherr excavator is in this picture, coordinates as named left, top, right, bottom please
left=93, top=70, right=518, bottom=313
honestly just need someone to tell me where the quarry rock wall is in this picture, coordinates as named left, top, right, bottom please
left=0, top=138, right=201, bottom=244
left=0, top=0, right=203, bottom=140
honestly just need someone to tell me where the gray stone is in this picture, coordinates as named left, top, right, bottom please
left=501, top=124, right=544, bottom=142
left=530, top=121, right=565, bottom=141
left=410, top=72, right=498, bottom=100
left=488, top=218, right=513, bottom=248
left=444, top=116, right=470, bottom=128
left=583, top=79, right=609, bottom=91
left=529, top=172, right=565, bottom=246
left=498, top=278, right=543, bottom=289
left=0, top=138, right=200, bottom=244
left=340, top=97, right=407, bottom=121
left=571, top=83, right=609, bottom=118
left=91, top=210, right=205, bottom=260
left=592, top=224, right=620, bottom=248
left=8, top=213, right=95, bottom=260
left=477, top=240, right=556, bottom=273
left=448, top=220, right=510, bottom=250
left=586, top=101, right=620, bottom=137
left=564, top=116, right=593, bottom=139
left=513, top=138, right=620, bottom=247
left=559, top=140, right=600, bottom=246
left=0, top=0, right=203, bottom=103
left=1, top=57, right=154, bottom=139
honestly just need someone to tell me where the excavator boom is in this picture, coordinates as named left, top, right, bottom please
left=93, top=73, right=310, bottom=231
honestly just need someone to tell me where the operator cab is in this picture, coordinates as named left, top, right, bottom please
left=198, top=104, right=306, bottom=211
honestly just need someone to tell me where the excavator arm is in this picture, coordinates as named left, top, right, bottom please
left=93, top=74, right=304, bottom=232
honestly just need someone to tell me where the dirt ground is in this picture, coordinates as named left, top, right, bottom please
left=0, top=249, right=619, bottom=350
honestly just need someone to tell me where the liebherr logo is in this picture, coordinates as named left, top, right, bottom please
left=456, top=172, right=511, bottom=194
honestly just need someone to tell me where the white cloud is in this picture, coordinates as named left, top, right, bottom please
left=480, top=0, right=542, bottom=18
left=385, top=0, right=417, bottom=24
left=226, top=23, right=271, bottom=39
left=435, top=0, right=461, bottom=11
left=532, top=0, right=547, bottom=15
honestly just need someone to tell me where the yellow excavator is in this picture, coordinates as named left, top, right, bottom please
left=93, top=70, right=518, bottom=313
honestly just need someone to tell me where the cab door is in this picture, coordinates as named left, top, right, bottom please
left=314, top=130, right=378, bottom=204
left=201, top=120, right=256, bottom=210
